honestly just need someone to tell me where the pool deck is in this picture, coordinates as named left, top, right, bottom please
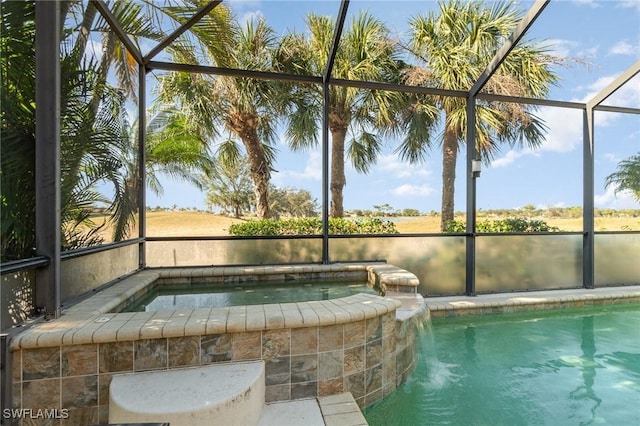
left=425, top=285, right=640, bottom=317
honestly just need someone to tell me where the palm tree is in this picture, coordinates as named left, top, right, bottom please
left=111, top=106, right=217, bottom=240
left=69, top=1, right=162, bottom=107
left=96, top=0, right=235, bottom=237
left=277, top=12, right=422, bottom=218
left=205, top=156, right=253, bottom=218
left=605, top=154, right=640, bottom=202
left=158, top=18, right=281, bottom=219
left=1, top=0, right=135, bottom=257
left=1, top=0, right=38, bottom=260
left=406, top=0, right=561, bottom=231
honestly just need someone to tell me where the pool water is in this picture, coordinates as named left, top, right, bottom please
left=364, top=303, right=640, bottom=426
left=120, top=280, right=377, bottom=312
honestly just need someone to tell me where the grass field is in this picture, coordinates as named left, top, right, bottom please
left=91, top=211, right=639, bottom=242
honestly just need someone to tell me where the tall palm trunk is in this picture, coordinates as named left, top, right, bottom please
left=441, top=121, right=458, bottom=231
left=244, top=133, right=271, bottom=219
left=329, top=125, right=347, bottom=218
left=71, top=1, right=97, bottom=63
left=230, top=112, right=271, bottom=219
left=112, top=174, right=138, bottom=241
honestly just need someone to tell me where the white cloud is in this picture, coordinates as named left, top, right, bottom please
left=490, top=149, right=531, bottom=168
left=583, top=74, right=640, bottom=109
left=572, top=0, right=600, bottom=8
left=609, top=40, right=640, bottom=56
left=489, top=106, right=582, bottom=168
left=595, top=185, right=639, bottom=209
left=377, top=153, right=431, bottom=178
left=239, top=10, right=265, bottom=27
left=546, top=39, right=579, bottom=59
left=576, top=46, right=600, bottom=60
left=390, top=184, right=435, bottom=197
left=603, top=78, right=640, bottom=109
left=619, top=0, right=640, bottom=13
left=627, top=128, right=640, bottom=140
left=274, top=151, right=322, bottom=185
left=83, top=39, right=103, bottom=63
left=538, top=106, right=584, bottom=152
left=529, top=202, right=568, bottom=210
left=604, top=152, right=622, bottom=163
left=226, top=0, right=262, bottom=8
left=546, top=39, right=598, bottom=61
left=483, top=72, right=638, bottom=170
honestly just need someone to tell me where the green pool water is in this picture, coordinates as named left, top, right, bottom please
left=364, top=303, right=640, bottom=426
left=120, top=280, right=377, bottom=312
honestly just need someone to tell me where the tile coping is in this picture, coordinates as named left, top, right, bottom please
left=318, top=392, right=368, bottom=426
left=425, top=285, right=640, bottom=316
left=10, top=263, right=421, bottom=350
left=11, top=262, right=636, bottom=350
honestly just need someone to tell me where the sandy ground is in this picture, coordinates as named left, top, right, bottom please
left=90, top=211, right=639, bottom=242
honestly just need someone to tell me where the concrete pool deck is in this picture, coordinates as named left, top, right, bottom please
left=426, top=285, right=640, bottom=317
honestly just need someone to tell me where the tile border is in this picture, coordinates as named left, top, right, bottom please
left=426, top=286, right=640, bottom=317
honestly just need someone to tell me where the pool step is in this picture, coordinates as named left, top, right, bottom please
left=318, top=393, right=369, bottom=426
left=109, top=361, right=369, bottom=426
left=109, top=361, right=265, bottom=426
left=258, top=398, right=325, bottom=426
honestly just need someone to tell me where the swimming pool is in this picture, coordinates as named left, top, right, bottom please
left=364, top=303, right=640, bottom=425
left=120, top=280, right=378, bottom=312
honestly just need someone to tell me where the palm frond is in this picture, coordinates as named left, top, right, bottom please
left=347, top=132, right=382, bottom=174
left=605, top=154, right=640, bottom=201
left=216, top=138, right=244, bottom=166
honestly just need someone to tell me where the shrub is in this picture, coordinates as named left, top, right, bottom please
left=229, top=217, right=398, bottom=236
left=444, top=217, right=560, bottom=233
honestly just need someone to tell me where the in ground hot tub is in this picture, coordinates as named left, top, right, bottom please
left=10, top=262, right=426, bottom=423
left=118, top=279, right=378, bottom=312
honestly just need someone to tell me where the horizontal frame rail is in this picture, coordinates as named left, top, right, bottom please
left=0, top=256, right=50, bottom=275
left=60, top=238, right=144, bottom=261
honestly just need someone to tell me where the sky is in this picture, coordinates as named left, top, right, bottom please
left=138, top=0, right=640, bottom=213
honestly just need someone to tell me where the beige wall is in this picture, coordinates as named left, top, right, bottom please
left=1, top=271, right=35, bottom=332
left=60, top=244, right=139, bottom=304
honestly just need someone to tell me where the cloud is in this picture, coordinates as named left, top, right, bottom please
left=226, top=0, right=262, bottom=10
left=545, top=39, right=600, bottom=61
left=377, top=153, right=431, bottom=178
left=546, top=39, right=579, bottom=59
left=239, top=10, right=265, bottom=27
left=576, top=46, right=600, bottom=60
left=273, top=151, right=322, bottom=185
left=619, top=0, right=640, bottom=12
left=603, top=152, right=622, bottom=163
left=298, top=151, right=322, bottom=180
left=490, top=149, right=532, bottom=168
left=390, top=184, right=435, bottom=197
left=485, top=70, right=638, bottom=169
left=609, top=40, right=640, bottom=56
left=225, top=0, right=264, bottom=27
left=538, top=106, right=584, bottom=153
left=602, top=76, right=640, bottom=109
left=583, top=74, right=640, bottom=109
left=571, top=0, right=600, bottom=8
left=528, top=201, right=568, bottom=210
left=594, top=185, right=639, bottom=209
left=488, top=106, right=582, bottom=168
left=83, top=39, right=103, bottom=62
